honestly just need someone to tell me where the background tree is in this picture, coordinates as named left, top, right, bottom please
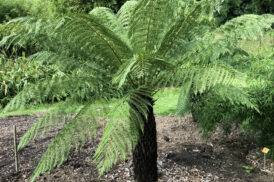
left=1, top=0, right=273, bottom=182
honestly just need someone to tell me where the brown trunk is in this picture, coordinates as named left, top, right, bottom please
left=130, top=96, right=158, bottom=182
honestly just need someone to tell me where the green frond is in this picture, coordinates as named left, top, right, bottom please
left=217, top=14, right=274, bottom=42
left=112, top=56, right=137, bottom=88
left=179, top=14, right=274, bottom=65
left=153, top=63, right=240, bottom=93
left=17, top=112, right=69, bottom=150
left=0, top=74, right=102, bottom=114
left=89, top=7, right=125, bottom=38
left=93, top=101, right=133, bottom=176
left=29, top=51, right=105, bottom=74
left=128, top=0, right=175, bottom=53
left=157, top=0, right=214, bottom=57
left=93, top=87, right=153, bottom=176
left=213, top=85, right=258, bottom=111
left=1, top=86, right=31, bottom=113
left=117, top=0, right=138, bottom=32
left=176, top=81, right=192, bottom=117
left=0, top=17, right=57, bottom=49
left=190, top=64, right=238, bottom=94
left=62, top=14, right=133, bottom=69
left=31, top=102, right=98, bottom=182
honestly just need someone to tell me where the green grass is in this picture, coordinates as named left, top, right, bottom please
left=154, top=88, right=180, bottom=115
left=0, top=103, right=59, bottom=118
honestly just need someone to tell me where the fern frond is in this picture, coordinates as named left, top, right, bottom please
left=17, top=112, right=70, bottom=150
left=0, top=74, right=102, bottom=114
left=177, top=14, right=274, bottom=65
left=153, top=63, right=240, bottom=94
left=29, top=51, right=106, bottom=74
left=31, top=102, right=98, bottom=182
left=217, top=14, right=274, bottom=42
left=128, top=0, right=175, bottom=53
left=157, top=0, right=214, bottom=57
left=176, top=81, right=192, bottom=117
left=93, top=87, right=152, bottom=176
left=0, top=17, right=57, bottom=49
left=89, top=7, right=125, bottom=39
left=117, top=0, right=138, bottom=32
left=213, top=85, right=258, bottom=111
left=93, top=101, right=133, bottom=176
left=62, top=15, right=132, bottom=68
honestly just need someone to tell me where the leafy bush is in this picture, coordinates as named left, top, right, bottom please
left=0, top=51, right=112, bottom=110
left=216, top=0, right=274, bottom=24
left=0, top=0, right=28, bottom=23
left=0, top=53, right=58, bottom=107
left=193, top=49, right=274, bottom=159
left=52, top=0, right=127, bottom=14
left=0, top=0, right=55, bottom=23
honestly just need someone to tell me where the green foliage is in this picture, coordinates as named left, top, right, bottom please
left=242, top=165, right=254, bottom=174
left=0, top=0, right=28, bottom=23
left=193, top=45, right=274, bottom=159
left=216, top=0, right=274, bottom=24
left=1, top=0, right=273, bottom=180
left=0, top=53, right=60, bottom=107
left=52, top=0, right=128, bottom=14
left=0, top=0, right=55, bottom=23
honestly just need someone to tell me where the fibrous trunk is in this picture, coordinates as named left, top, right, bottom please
left=130, top=96, right=157, bottom=182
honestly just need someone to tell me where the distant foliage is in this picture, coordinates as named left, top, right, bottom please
left=0, top=52, right=102, bottom=109
left=216, top=0, right=274, bottom=24
left=52, top=0, right=128, bottom=14
left=0, top=0, right=28, bottom=23
left=0, top=0, right=55, bottom=23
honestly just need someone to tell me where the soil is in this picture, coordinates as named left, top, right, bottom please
left=0, top=114, right=273, bottom=182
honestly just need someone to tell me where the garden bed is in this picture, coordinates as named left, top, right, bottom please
left=0, top=114, right=273, bottom=182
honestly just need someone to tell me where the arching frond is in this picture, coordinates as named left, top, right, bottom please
left=153, top=63, right=241, bottom=93
left=176, top=81, right=192, bottom=117
left=0, top=74, right=103, bottom=114
left=113, top=54, right=174, bottom=88
left=30, top=102, right=98, bottom=182
left=62, top=15, right=133, bottom=69
left=93, top=87, right=153, bottom=176
left=157, top=0, right=214, bottom=57
left=178, top=14, right=274, bottom=65
left=217, top=14, right=274, bottom=42
left=128, top=0, right=176, bottom=53
left=213, top=85, right=258, bottom=111
left=17, top=112, right=71, bottom=150
left=93, top=100, right=133, bottom=176
left=89, top=7, right=124, bottom=36
left=117, top=0, right=138, bottom=32
left=0, top=17, right=58, bottom=49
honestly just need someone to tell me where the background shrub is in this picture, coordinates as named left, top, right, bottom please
left=193, top=41, right=274, bottom=159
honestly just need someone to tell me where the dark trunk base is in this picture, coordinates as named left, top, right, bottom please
left=131, top=96, right=158, bottom=182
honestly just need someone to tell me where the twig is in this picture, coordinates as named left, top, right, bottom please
left=14, top=125, right=19, bottom=173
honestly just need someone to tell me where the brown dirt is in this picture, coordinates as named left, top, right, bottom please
left=0, top=114, right=273, bottom=182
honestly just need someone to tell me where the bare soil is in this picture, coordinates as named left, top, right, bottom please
left=0, top=114, right=273, bottom=182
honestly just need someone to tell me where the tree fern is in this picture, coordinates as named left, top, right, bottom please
left=1, top=0, right=273, bottom=181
